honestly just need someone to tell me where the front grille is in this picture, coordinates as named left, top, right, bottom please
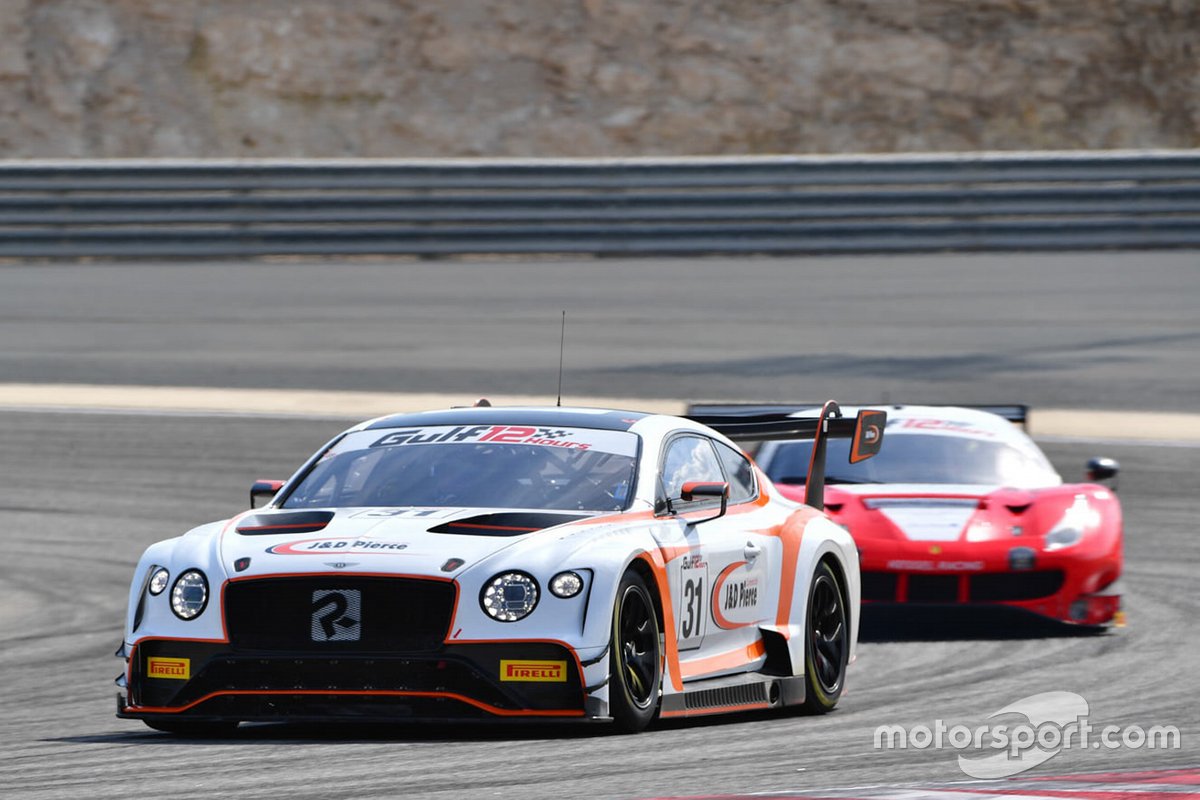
left=131, top=639, right=584, bottom=713
left=970, top=570, right=1066, bottom=602
left=172, top=655, right=514, bottom=710
left=861, top=571, right=899, bottom=602
left=906, top=574, right=959, bottom=603
left=225, top=576, right=455, bottom=652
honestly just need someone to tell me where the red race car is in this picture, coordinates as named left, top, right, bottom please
left=698, top=404, right=1123, bottom=629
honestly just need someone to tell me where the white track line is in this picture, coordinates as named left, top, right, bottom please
left=0, top=383, right=1198, bottom=444
left=0, top=384, right=681, bottom=418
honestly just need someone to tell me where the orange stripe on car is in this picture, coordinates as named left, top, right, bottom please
left=660, top=699, right=772, bottom=719
left=680, top=638, right=767, bottom=680
left=634, top=550, right=683, bottom=692
left=772, top=508, right=820, bottom=630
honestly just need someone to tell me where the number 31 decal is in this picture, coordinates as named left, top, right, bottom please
left=680, top=575, right=706, bottom=642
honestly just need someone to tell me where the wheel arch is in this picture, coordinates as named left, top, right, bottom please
left=625, top=554, right=666, bottom=636
left=781, top=516, right=861, bottom=679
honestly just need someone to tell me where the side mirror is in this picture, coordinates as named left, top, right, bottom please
left=680, top=480, right=730, bottom=524
left=250, top=479, right=285, bottom=509
left=1086, top=457, right=1119, bottom=491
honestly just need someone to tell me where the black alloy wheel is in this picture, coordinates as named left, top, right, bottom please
left=608, top=570, right=662, bottom=732
left=803, top=561, right=849, bottom=713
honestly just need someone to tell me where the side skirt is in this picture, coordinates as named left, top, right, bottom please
left=659, top=672, right=805, bottom=719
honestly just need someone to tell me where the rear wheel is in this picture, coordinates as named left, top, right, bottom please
left=143, top=719, right=239, bottom=737
left=608, top=570, right=662, bottom=732
left=802, top=560, right=849, bottom=713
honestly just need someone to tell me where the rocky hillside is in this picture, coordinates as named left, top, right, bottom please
left=1, top=0, right=1196, bottom=157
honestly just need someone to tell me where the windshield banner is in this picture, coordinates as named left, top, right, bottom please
left=888, top=417, right=1000, bottom=440
left=329, top=425, right=640, bottom=458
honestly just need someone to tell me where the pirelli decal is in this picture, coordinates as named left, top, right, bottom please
left=500, top=659, right=567, bottom=682
left=147, top=657, right=190, bottom=680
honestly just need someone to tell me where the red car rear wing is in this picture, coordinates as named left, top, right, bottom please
left=686, top=400, right=886, bottom=512
left=688, top=401, right=1027, bottom=426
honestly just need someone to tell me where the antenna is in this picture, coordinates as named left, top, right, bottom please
left=556, top=310, right=566, bottom=407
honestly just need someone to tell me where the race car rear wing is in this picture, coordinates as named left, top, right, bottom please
left=688, top=402, right=1027, bottom=426
left=686, top=400, right=885, bottom=512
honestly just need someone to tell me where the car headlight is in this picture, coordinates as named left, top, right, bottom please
left=549, top=570, right=584, bottom=599
left=1045, top=495, right=1097, bottom=551
left=170, top=570, right=209, bottom=620
left=480, top=571, right=539, bottom=622
left=148, top=567, right=170, bottom=596
left=1045, top=524, right=1083, bottom=551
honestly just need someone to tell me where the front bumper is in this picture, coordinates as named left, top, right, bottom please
left=117, top=638, right=591, bottom=723
left=858, top=560, right=1121, bottom=626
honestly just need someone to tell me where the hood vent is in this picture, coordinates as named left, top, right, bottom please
left=236, top=510, right=335, bottom=536
left=427, top=512, right=588, bottom=537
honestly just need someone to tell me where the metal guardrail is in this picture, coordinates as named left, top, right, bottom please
left=1, top=152, right=1198, bottom=258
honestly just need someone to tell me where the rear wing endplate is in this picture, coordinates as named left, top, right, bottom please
left=686, top=400, right=885, bottom=512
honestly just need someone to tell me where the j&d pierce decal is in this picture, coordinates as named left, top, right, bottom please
left=147, top=657, right=190, bottom=680
left=711, top=561, right=762, bottom=630
left=267, top=538, right=411, bottom=556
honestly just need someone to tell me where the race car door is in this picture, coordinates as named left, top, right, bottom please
left=658, top=434, right=772, bottom=670
left=705, top=437, right=773, bottom=658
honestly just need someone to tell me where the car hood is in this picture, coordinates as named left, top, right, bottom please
left=219, top=507, right=594, bottom=579
left=779, top=483, right=1073, bottom=544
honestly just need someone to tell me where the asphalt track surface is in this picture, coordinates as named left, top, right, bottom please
left=0, top=252, right=1197, bottom=798
left=1, top=252, right=1198, bottom=411
left=0, top=417, right=1195, bottom=799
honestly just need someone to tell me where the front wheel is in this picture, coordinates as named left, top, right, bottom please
left=608, top=570, right=662, bottom=732
left=802, top=560, right=849, bottom=714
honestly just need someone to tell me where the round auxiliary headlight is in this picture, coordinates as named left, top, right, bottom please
left=148, top=567, right=170, bottom=596
left=549, top=571, right=584, bottom=599
left=170, top=570, right=209, bottom=620
left=480, top=571, right=539, bottom=622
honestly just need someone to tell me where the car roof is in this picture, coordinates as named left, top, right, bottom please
left=363, top=406, right=650, bottom=432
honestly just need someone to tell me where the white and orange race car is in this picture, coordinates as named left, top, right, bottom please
left=116, top=402, right=884, bottom=734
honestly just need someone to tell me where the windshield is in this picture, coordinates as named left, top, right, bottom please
left=761, top=431, right=1060, bottom=489
left=282, top=425, right=640, bottom=512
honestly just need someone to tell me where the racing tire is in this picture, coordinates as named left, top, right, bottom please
left=608, top=569, right=663, bottom=733
left=142, top=719, right=239, bottom=737
left=802, top=560, right=849, bottom=714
